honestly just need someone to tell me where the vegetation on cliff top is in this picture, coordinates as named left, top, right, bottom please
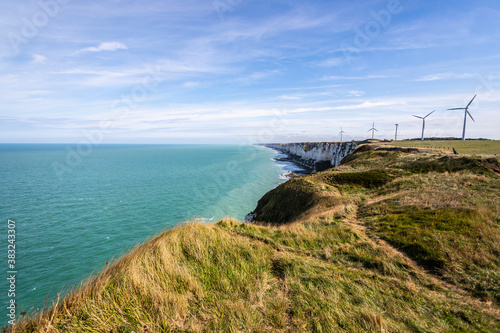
left=12, top=141, right=500, bottom=332
left=389, top=139, right=500, bottom=155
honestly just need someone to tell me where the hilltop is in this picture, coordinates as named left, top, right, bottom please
left=12, top=142, right=500, bottom=332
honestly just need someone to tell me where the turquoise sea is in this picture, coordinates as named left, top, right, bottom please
left=0, top=144, right=294, bottom=320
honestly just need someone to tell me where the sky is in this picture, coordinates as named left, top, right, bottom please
left=1, top=0, right=499, bottom=144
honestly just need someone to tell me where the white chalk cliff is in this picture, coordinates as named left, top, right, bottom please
left=266, top=142, right=358, bottom=171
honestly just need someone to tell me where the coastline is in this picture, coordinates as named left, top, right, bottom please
left=245, top=147, right=310, bottom=223
left=11, top=141, right=500, bottom=332
left=244, top=148, right=303, bottom=223
left=245, top=141, right=361, bottom=223
left=261, top=141, right=360, bottom=173
left=270, top=149, right=314, bottom=178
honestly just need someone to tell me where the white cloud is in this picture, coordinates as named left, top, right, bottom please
left=414, top=72, right=476, bottom=81
left=270, top=84, right=346, bottom=91
left=45, top=56, right=231, bottom=88
left=183, top=81, right=202, bottom=88
left=2, top=2, right=500, bottom=142
left=317, top=57, right=344, bottom=67
left=279, top=95, right=301, bottom=100
left=347, top=90, right=364, bottom=97
left=78, top=42, right=128, bottom=53
left=330, top=101, right=401, bottom=110
left=321, top=75, right=391, bottom=81
left=232, top=70, right=280, bottom=84
left=32, top=54, right=47, bottom=64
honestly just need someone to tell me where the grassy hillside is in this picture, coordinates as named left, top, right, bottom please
left=12, top=143, right=500, bottom=332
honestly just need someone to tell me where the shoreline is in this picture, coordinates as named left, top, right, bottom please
left=245, top=141, right=360, bottom=223
left=261, top=141, right=360, bottom=172
left=272, top=155, right=314, bottom=178
left=245, top=147, right=314, bottom=223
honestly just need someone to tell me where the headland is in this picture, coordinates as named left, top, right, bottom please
left=10, top=140, right=500, bottom=332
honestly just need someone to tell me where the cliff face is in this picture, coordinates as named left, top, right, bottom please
left=266, top=142, right=358, bottom=172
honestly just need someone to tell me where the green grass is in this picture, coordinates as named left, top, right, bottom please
left=389, top=139, right=500, bottom=155
left=321, top=169, right=396, bottom=189
left=11, top=142, right=500, bottom=332
left=249, top=177, right=341, bottom=224
left=15, top=219, right=500, bottom=332
left=253, top=143, right=500, bottom=309
left=359, top=170, right=500, bottom=303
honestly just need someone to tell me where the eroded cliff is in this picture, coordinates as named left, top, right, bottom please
left=266, top=141, right=359, bottom=172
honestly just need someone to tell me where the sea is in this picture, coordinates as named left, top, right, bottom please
left=0, top=143, right=303, bottom=321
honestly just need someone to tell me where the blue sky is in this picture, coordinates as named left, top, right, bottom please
left=1, top=0, right=499, bottom=144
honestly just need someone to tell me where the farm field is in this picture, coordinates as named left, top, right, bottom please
left=389, top=140, right=500, bottom=156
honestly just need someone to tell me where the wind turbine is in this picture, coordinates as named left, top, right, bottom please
left=394, top=124, right=399, bottom=141
left=339, top=127, right=345, bottom=143
left=412, top=110, right=435, bottom=141
left=367, top=122, right=378, bottom=139
left=448, top=95, right=476, bottom=140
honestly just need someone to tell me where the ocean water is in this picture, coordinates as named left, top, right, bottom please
left=0, top=144, right=288, bottom=318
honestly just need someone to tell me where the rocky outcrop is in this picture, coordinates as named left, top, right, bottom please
left=265, top=141, right=358, bottom=172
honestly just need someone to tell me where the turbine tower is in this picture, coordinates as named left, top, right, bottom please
left=339, top=127, right=345, bottom=143
left=448, top=95, right=477, bottom=140
left=412, top=110, right=435, bottom=141
left=394, top=124, right=399, bottom=141
left=367, top=122, right=378, bottom=139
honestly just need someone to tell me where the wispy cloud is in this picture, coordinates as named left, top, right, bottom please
left=270, top=84, right=347, bottom=91
left=77, top=42, right=128, bottom=53
left=347, top=90, right=364, bottom=97
left=330, top=100, right=401, bottom=110
left=414, top=72, right=476, bottom=81
left=32, top=54, right=47, bottom=64
left=232, top=70, right=280, bottom=85
left=321, top=75, right=391, bottom=81
left=279, top=95, right=302, bottom=100
left=317, top=57, right=344, bottom=67
left=48, top=57, right=230, bottom=87
left=183, top=81, right=203, bottom=88
left=1, top=1, right=500, bottom=142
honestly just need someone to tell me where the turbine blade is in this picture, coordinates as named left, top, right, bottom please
left=374, top=128, right=378, bottom=132
left=467, top=94, right=477, bottom=108
left=467, top=111, right=475, bottom=122
left=424, top=110, right=435, bottom=118
left=412, top=115, right=423, bottom=119
left=448, top=108, right=465, bottom=110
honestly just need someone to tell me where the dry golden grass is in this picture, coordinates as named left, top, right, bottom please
left=13, top=216, right=500, bottom=332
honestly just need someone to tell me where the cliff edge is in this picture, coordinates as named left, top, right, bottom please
left=12, top=142, right=500, bottom=332
left=265, top=141, right=360, bottom=172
